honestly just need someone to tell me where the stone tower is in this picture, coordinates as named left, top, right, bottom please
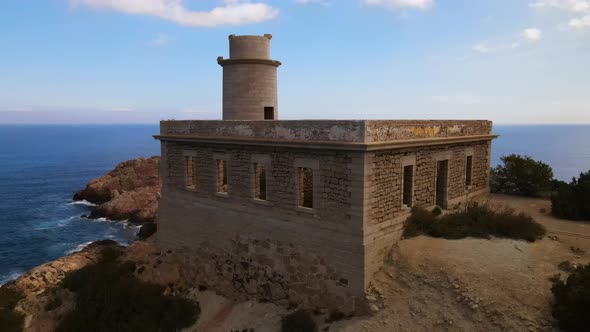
left=217, top=34, right=281, bottom=121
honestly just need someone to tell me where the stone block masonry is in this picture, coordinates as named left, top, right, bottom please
left=155, top=120, right=497, bottom=313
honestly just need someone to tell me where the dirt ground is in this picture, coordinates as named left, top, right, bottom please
left=326, top=194, right=590, bottom=332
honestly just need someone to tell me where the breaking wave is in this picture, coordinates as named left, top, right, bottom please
left=68, top=200, right=97, bottom=207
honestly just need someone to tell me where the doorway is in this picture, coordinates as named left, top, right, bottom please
left=435, top=160, right=449, bottom=208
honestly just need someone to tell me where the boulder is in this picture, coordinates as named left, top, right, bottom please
left=73, top=156, right=161, bottom=223
left=73, top=156, right=160, bottom=204
left=91, top=186, right=159, bottom=223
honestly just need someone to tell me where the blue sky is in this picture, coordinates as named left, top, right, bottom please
left=0, top=0, right=589, bottom=124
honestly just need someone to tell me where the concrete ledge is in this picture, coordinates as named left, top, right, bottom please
left=154, top=134, right=499, bottom=151
left=218, top=58, right=282, bottom=67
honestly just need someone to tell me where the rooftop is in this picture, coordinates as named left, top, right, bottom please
left=155, top=120, right=496, bottom=151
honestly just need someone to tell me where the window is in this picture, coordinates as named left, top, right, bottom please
left=254, top=163, right=267, bottom=200
left=264, top=107, right=274, bottom=120
left=216, top=159, right=228, bottom=194
left=298, top=167, right=314, bottom=209
left=402, top=165, right=414, bottom=208
left=466, top=155, right=473, bottom=189
left=185, top=156, right=195, bottom=188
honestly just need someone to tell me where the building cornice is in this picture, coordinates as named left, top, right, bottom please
left=217, top=58, right=282, bottom=67
left=153, top=134, right=498, bottom=151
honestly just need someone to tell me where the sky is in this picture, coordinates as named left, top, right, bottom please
left=0, top=0, right=589, bottom=124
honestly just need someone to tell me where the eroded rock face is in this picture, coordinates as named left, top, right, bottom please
left=73, top=156, right=161, bottom=223
left=9, top=240, right=124, bottom=296
left=6, top=240, right=125, bottom=332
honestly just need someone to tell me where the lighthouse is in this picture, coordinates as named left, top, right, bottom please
left=217, top=34, right=281, bottom=121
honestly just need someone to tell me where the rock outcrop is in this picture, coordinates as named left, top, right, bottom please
left=9, top=240, right=124, bottom=296
left=5, top=240, right=125, bottom=332
left=73, top=156, right=161, bottom=223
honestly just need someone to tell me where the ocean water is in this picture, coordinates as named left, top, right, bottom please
left=0, top=124, right=588, bottom=285
left=492, top=125, right=590, bottom=181
left=0, top=125, right=160, bottom=285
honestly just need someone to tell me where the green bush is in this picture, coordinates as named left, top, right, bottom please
left=551, top=264, right=590, bottom=331
left=137, top=223, right=157, bottom=240
left=56, top=247, right=199, bottom=332
left=281, top=309, right=318, bottom=332
left=551, top=170, right=590, bottom=221
left=491, top=154, right=554, bottom=197
left=0, top=285, right=25, bottom=332
left=403, top=202, right=546, bottom=242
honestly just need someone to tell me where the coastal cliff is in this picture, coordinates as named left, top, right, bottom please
left=73, top=156, right=161, bottom=223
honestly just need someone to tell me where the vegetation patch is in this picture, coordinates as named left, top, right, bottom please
left=491, top=154, right=553, bottom=197
left=55, top=247, right=199, bottom=332
left=551, top=170, right=590, bottom=221
left=0, top=285, right=25, bottom=332
left=403, top=202, right=546, bottom=242
left=551, top=264, right=590, bottom=332
left=281, top=309, right=318, bottom=332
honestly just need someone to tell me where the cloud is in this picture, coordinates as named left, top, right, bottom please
left=295, top=0, right=329, bottom=5
left=149, top=33, right=174, bottom=47
left=362, top=0, right=434, bottom=10
left=70, top=0, right=279, bottom=27
left=472, top=42, right=496, bottom=54
left=569, top=14, right=590, bottom=28
left=111, top=107, right=134, bottom=112
left=530, top=0, right=590, bottom=13
left=522, top=28, right=543, bottom=41
left=531, top=0, right=590, bottom=30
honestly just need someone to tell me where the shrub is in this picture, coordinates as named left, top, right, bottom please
left=551, top=170, right=590, bottom=221
left=281, top=309, right=318, bottom=332
left=137, top=223, right=157, bottom=240
left=56, top=247, right=199, bottom=332
left=551, top=264, right=590, bottom=331
left=432, top=206, right=443, bottom=216
left=490, top=154, right=553, bottom=197
left=403, top=202, right=546, bottom=242
left=0, top=285, right=25, bottom=332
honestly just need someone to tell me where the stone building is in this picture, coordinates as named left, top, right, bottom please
left=155, top=34, right=497, bottom=313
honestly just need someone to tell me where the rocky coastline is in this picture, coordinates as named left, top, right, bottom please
left=73, top=156, right=160, bottom=226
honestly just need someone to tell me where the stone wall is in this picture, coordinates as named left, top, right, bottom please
left=157, top=132, right=494, bottom=311
left=158, top=141, right=366, bottom=312
left=363, top=140, right=492, bottom=280
left=159, top=120, right=493, bottom=144
left=364, top=120, right=493, bottom=142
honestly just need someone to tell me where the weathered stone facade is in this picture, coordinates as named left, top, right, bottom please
left=155, top=34, right=497, bottom=313
left=156, top=120, right=496, bottom=313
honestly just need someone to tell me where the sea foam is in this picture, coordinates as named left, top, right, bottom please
left=68, top=200, right=97, bottom=207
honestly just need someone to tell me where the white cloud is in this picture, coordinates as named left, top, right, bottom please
left=111, top=107, right=134, bottom=112
left=70, top=0, right=279, bottom=27
left=522, top=28, right=543, bottom=41
left=149, top=33, right=174, bottom=47
left=472, top=42, right=496, bottom=54
left=531, top=0, right=590, bottom=13
left=363, top=0, right=434, bottom=10
left=295, top=0, right=329, bottom=5
left=531, top=0, right=590, bottom=30
left=569, top=14, right=590, bottom=28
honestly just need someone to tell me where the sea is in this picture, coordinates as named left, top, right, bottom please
left=0, top=124, right=589, bottom=285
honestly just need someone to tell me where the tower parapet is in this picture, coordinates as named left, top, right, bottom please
left=218, top=34, right=281, bottom=121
